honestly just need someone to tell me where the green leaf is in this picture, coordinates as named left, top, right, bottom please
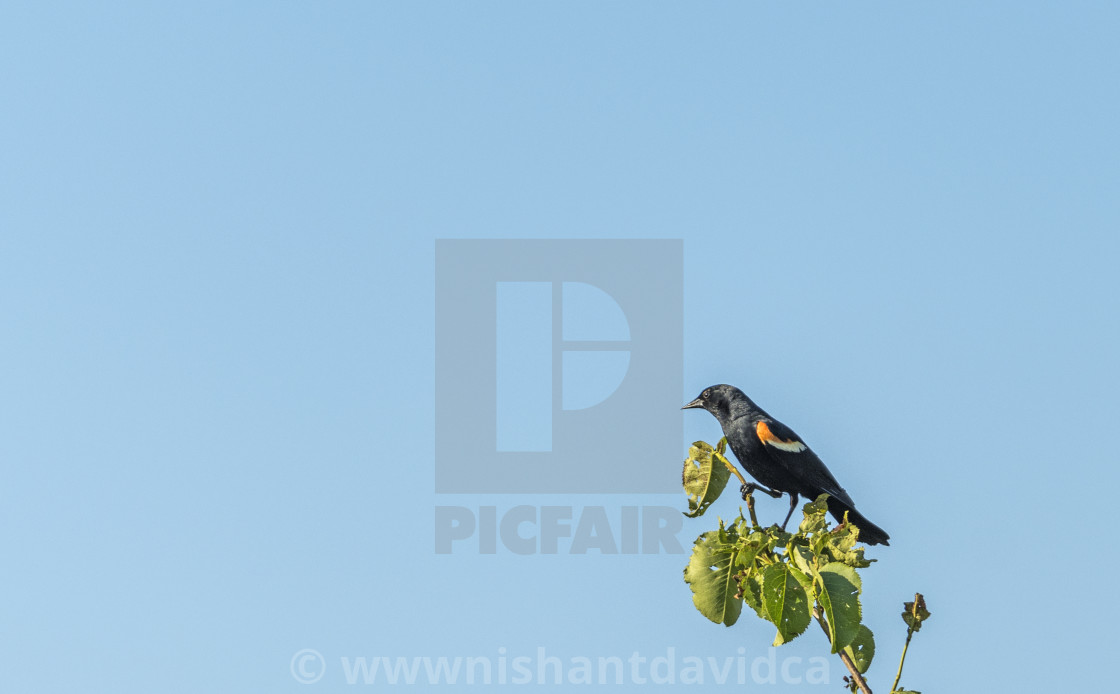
left=823, top=515, right=874, bottom=569
left=738, top=569, right=766, bottom=619
left=762, top=523, right=793, bottom=549
left=790, top=544, right=817, bottom=579
left=682, top=441, right=732, bottom=518
left=902, top=593, right=931, bottom=632
left=789, top=563, right=814, bottom=593
left=842, top=624, right=875, bottom=673
left=799, top=494, right=831, bottom=541
left=817, top=562, right=863, bottom=652
left=761, top=564, right=812, bottom=646
left=683, top=524, right=745, bottom=626
left=803, top=493, right=830, bottom=516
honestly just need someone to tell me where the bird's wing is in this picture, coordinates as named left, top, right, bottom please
left=754, top=420, right=855, bottom=507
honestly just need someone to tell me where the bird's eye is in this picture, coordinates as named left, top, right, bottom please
left=703, top=389, right=711, bottom=398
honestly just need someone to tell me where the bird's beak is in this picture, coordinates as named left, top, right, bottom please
left=681, top=398, right=704, bottom=410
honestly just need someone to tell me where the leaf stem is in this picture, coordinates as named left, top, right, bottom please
left=720, top=450, right=749, bottom=488
left=890, top=594, right=920, bottom=692
left=812, top=608, right=872, bottom=694
left=717, top=440, right=760, bottom=528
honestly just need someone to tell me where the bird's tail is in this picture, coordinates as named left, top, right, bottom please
left=826, top=497, right=890, bottom=546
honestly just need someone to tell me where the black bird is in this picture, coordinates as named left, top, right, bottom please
left=682, top=384, right=890, bottom=546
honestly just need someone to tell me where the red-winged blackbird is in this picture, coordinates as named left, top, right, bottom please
left=683, top=384, right=890, bottom=546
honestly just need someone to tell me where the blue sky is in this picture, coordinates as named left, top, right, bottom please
left=3, top=2, right=1118, bottom=692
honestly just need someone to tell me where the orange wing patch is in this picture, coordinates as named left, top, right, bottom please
left=756, top=421, right=807, bottom=453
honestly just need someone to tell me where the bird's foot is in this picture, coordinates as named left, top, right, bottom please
left=740, top=483, right=782, bottom=500
left=740, top=483, right=757, bottom=500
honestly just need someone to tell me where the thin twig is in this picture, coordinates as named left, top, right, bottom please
left=745, top=492, right=760, bottom=528
left=890, top=628, right=914, bottom=693
left=813, top=608, right=872, bottom=694
left=891, top=594, right=921, bottom=692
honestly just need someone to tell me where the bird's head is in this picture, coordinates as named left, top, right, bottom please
left=681, top=384, right=752, bottom=422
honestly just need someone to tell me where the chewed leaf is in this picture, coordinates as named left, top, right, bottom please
left=902, top=594, right=931, bottom=631
left=684, top=525, right=745, bottom=626
left=682, top=440, right=732, bottom=518
left=842, top=624, right=875, bottom=673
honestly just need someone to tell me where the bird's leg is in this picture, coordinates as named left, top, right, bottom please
left=780, top=492, right=800, bottom=530
left=740, top=482, right=783, bottom=501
